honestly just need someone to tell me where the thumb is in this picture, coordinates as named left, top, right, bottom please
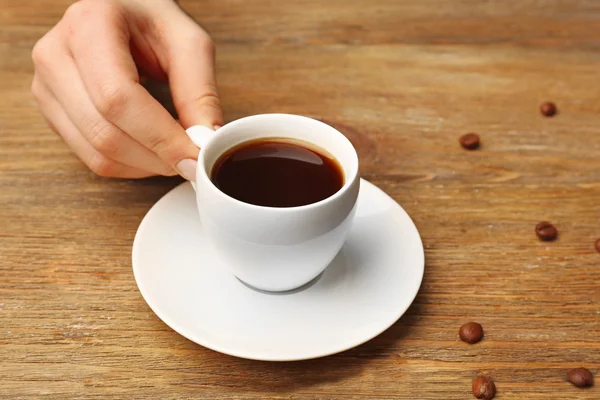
left=163, top=21, right=223, bottom=129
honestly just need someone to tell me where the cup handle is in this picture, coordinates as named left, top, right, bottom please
left=186, top=125, right=217, bottom=148
left=184, top=125, right=217, bottom=190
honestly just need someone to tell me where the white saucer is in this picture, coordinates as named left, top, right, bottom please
left=132, top=179, right=424, bottom=361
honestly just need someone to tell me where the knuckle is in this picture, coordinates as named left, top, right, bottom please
left=184, top=29, right=215, bottom=55
left=198, top=34, right=215, bottom=55
left=31, top=36, right=52, bottom=69
left=87, top=120, right=121, bottom=158
left=63, top=1, right=86, bottom=20
left=195, top=90, right=221, bottom=107
left=63, top=0, right=95, bottom=21
left=87, top=152, right=116, bottom=177
left=63, top=0, right=125, bottom=41
left=64, top=0, right=119, bottom=20
left=95, top=83, right=131, bottom=121
left=146, top=133, right=173, bottom=159
left=180, top=90, right=221, bottom=116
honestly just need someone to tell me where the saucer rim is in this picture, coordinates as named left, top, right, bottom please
left=132, top=178, right=424, bottom=361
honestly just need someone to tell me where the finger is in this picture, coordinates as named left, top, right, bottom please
left=32, top=75, right=154, bottom=179
left=65, top=1, right=200, bottom=179
left=34, top=32, right=176, bottom=177
left=125, top=0, right=222, bottom=128
left=162, top=22, right=223, bottom=129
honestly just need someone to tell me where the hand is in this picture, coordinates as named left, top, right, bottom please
left=31, top=0, right=223, bottom=179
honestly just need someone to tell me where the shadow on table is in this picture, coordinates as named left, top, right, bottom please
left=200, top=300, right=423, bottom=393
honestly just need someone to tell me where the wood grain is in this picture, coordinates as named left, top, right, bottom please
left=1, top=0, right=599, bottom=398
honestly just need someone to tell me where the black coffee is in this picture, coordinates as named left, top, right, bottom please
left=211, top=138, right=344, bottom=207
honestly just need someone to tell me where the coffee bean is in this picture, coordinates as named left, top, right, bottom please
left=472, top=376, right=496, bottom=399
left=460, top=133, right=480, bottom=150
left=459, top=322, right=484, bottom=344
left=535, top=221, right=558, bottom=241
left=595, top=238, right=600, bottom=253
left=540, top=102, right=557, bottom=117
left=567, top=368, right=594, bottom=388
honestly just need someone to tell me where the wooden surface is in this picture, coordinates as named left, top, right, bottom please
left=1, top=0, right=600, bottom=398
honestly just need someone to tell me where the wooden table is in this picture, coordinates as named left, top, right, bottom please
left=2, top=1, right=599, bottom=398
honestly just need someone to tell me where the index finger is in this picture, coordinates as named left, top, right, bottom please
left=65, top=1, right=199, bottom=171
left=164, top=23, right=223, bottom=129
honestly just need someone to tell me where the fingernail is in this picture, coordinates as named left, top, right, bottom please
left=214, top=125, right=221, bottom=131
left=176, top=158, right=197, bottom=181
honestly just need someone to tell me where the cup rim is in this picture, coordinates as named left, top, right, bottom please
left=196, top=113, right=359, bottom=212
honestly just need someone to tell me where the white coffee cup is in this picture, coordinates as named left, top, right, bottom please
left=185, top=114, right=360, bottom=292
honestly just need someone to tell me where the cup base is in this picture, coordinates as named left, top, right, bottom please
left=236, top=270, right=325, bottom=294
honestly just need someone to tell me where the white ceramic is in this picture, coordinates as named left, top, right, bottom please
left=184, top=114, right=360, bottom=292
left=132, top=179, right=424, bottom=361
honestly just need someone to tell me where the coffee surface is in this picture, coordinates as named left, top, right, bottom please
left=211, top=138, right=344, bottom=207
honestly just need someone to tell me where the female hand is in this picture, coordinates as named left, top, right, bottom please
left=31, top=0, right=222, bottom=179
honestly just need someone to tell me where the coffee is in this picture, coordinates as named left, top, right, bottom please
left=540, top=101, right=557, bottom=117
left=211, top=138, right=344, bottom=207
left=567, top=367, right=594, bottom=388
left=459, top=133, right=480, bottom=150
left=459, top=322, right=484, bottom=344
left=472, top=376, right=496, bottom=400
left=535, top=221, right=558, bottom=241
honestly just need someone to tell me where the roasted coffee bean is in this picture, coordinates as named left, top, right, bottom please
left=459, top=322, right=484, bottom=344
left=472, top=376, right=496, bottom=399
left=595, top=238, right=600, bottom=254
left=460, top=133, right=480, bottom=150
left=568, top=368, right=594, bottom=388
left=536, top=221, right=558, bottom=241
left=540, top=102, right=557, bottom=117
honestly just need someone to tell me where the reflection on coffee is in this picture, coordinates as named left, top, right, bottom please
left=211, top=138, right=344, bottom=207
